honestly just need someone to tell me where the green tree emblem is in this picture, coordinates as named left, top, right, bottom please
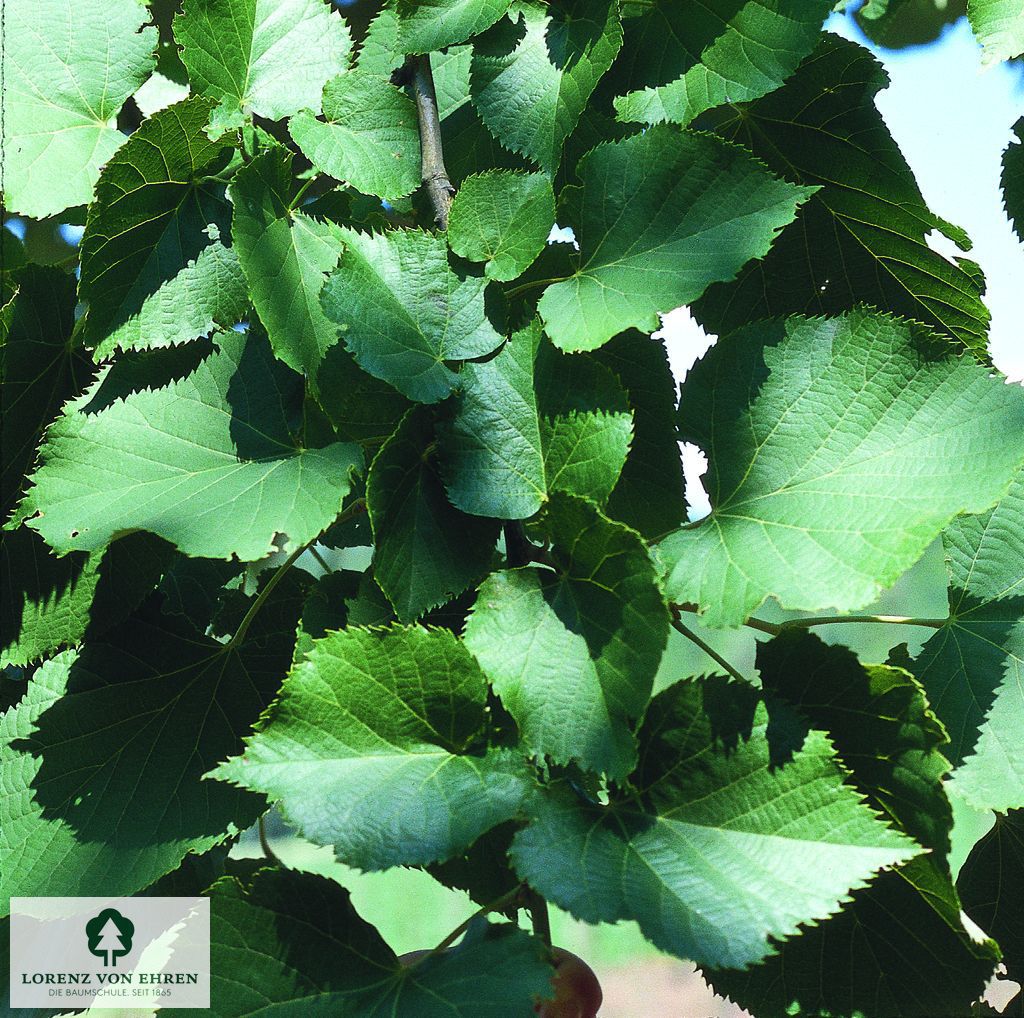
left=85, top=908, right=134, bottom=967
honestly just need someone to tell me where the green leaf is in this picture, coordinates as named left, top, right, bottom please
left=175, top=0, right=352, bottom=135
left=695, top=36, right=991, bottom=354
left=959, top=810, right=1024, bottom=982
left=759, top=632, right=952, bottom=855
left=469, top=1, right=623, bottom=174
left=531, top=342, right=634, bottom=507
left=159, top=554, right=244, bottom=632
left=510, top=677, right=918, bottom=969
left=368, top=406, right=500, bottom=621
left=711, top=851, right=1000, bottom=1018
left=910, top=467, right=1024, bottom=813
left=214, top=625, right=530, bottom=870
left=320, top=228, right=504, bottom=403
left=657, top=310, right=1024, bottom=628
left=1, top=266, right=170, bottom=667
left=432, top=46, right=475, bottom=119
left=79, top=98, right=250, bottom=357
left=426, top=41, right=532, bottom=185
left=358, top=7, right=404, bottom=79
left=536, top=126, right=815, bottom=351
left=464, top=494, right=669, bottom=777
left=314, top=348, right=413, bottom=443
left=0, top=0, right=157, bottom=218
left=289, top=70, right=421, bottom=202
left=230, top=146, right=346, bottom=387
left=204, top=868, right=397, bottom=1016
left=397, top=0, right=515, bottom=54
left=438, top=327, right=545, bottom=519
left=2, top=530, right=171, bottom=669
left=204, top=867, right=553, bottom=1017
left=147, top=843, right=231, bottom=898
left=371, top=919, right=552, bottom=1017
left=292, top=570, right=358, bottom=662
left=594, top=331, right=686, bottom=541
left=427, top=821, right=522, bottom=911
left=438, top=321, right=633, bottom=519
left=708, top=631, right=999, bottom=1018
left=345, top=573, right=399, bottom=628
left=0, top=584, right=301, bottom=909
left=968, top=0, right=1024, bottom=63
left=448, top=172, right=555, bottom=281
left=612, top=0, right=833, bottom=127
left=1, top=267, right=89, bottom=516
left=1004, top=118, right=1024, bottom=243
left=0, top=231, right=26, bottom=276
left=15, top=330, right=363, bottom=562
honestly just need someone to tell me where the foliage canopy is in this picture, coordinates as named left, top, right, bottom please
left=2, top=0, right=1024, bottom=1015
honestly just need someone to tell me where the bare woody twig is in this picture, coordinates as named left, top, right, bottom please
left=410, top=54, right=455, bottom=229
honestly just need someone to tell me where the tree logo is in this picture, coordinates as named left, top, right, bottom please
left=85, top=908, right=135, bottom=967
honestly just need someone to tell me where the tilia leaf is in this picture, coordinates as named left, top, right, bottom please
left=968, top=0, right=1024, bottom=63
left=214, top=626, right=531, bottom=870
left=230, top=146, right=346, bottom=389
left=447, top=172, right=555, bottom=282
left=175, top=0, right=352, bottom=135
left=595, top=331, right=686, bottom=541
left=536, top=126, right=815, bottom=351
left=958, top=810, right=1024, bottom=985
left=510, top=677, right=918, bottom=970
left=612, top=0, right=834, bottom=127
left=1, top=267, right=170, bottom=668
left=469, top=0, right=623, bottom=175
left=367, top=406, right=500, bottom=622
left=657, top=310, right=1024, bottom=628
left=15, top=330, right=363, bottom=562
left=438, top=321, right=634, bottom=520
left=0, top=0, right=157, bottom=218
left=695, top=36, right=992, bottom=353
left=204, top=868, right=553, bottom=1017
left=708, top=633, right=1000, bottom=1018
left=79, top=98, right=249, bottom=356
left=1004, top=117, right=1024, bottom=244
left=464, top=494, right=669, bottom=778
left=396, top=0, right=515, bottom=54
left=289, top=70, right=421, bottom=202
left=0, top=582, right=301, bottom=909
left=320, top=228, right=504, bottom=403
left=910, top=466, right=1024, bottom=813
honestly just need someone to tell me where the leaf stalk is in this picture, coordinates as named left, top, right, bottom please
left=670, top=611, right=751, bottom=685
left=223, top=542, right=307, bottom=652
left=412, top=886, right=525, bottom=964
left=524, top=887, right=552, bottom=948
left=258, top=815, right=281, bottom=866
left=674, top=605, right=950, bottom=637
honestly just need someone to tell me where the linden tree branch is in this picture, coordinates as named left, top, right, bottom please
left=409, top=54, right=456, bottom=229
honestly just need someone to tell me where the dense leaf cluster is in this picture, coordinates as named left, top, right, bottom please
left=2, top=0, right=1023, bottom=1015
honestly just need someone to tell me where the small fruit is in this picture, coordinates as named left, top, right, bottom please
left=534, top=947, right=602, bottom=1018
